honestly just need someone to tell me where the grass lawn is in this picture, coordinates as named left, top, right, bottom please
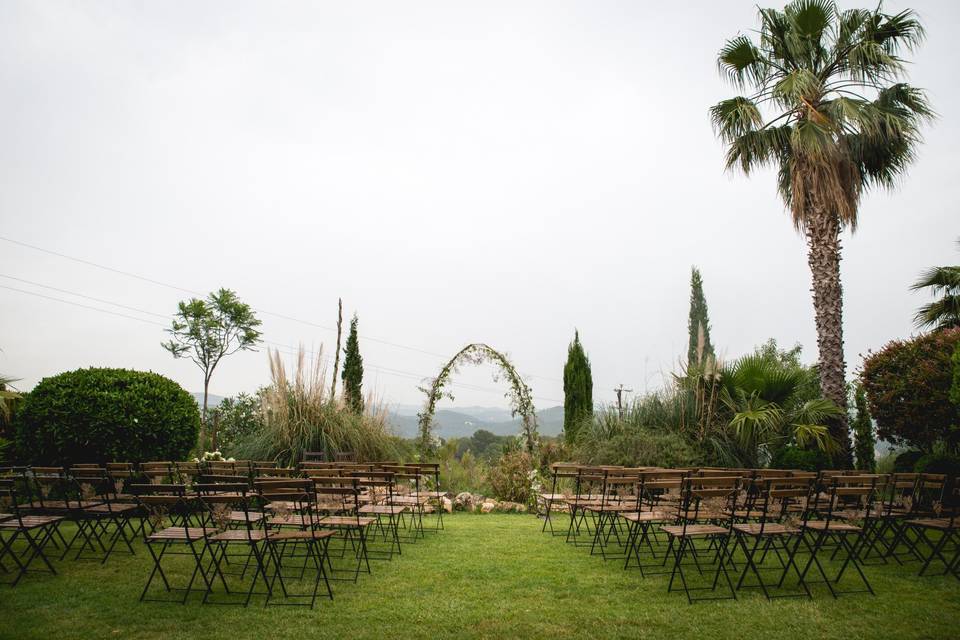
left=2, top=513, right=958, bottom=640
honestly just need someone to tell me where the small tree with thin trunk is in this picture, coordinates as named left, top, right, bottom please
left=341, top=314, right=364, bottom=413
left=162, top=288, right=262, bottom=448
left=563, top=330, right=593, bottom=443
left=687, top=267, right=715, bottom=368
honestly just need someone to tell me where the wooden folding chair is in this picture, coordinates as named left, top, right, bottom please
left=314, top=477, right=375, bottom=582
left=195, top=483, right=271, bottom=606
left=62, top=467, right=138, bottom=564
left=904, top=479, right=959, bottom=580
left=0, top=479, right=64, bottom=586
left=622, top=470, right=686, bottom=575
left=256, top=478, right=335, bottom=608
left=353, top=471, right=406, bottom=560
left=539, top=463, right=580, bottom=536
left=786, top=474, right=878, bottom=598
left=130, top=483, right=214, bottom=604
left=731, top=476, right=813, bottom=599
left=662, top=475, right=740, bottom=603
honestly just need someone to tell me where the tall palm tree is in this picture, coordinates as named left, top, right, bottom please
left=711, top=1, right=933, bottom=464
left=911, top=239, right=960, bottom=331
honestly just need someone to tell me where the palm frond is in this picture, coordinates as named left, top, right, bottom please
left=710, top=96, right=764, bottom=141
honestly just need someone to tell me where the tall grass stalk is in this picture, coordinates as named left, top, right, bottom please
left=234, top=347, right=398, bottom=465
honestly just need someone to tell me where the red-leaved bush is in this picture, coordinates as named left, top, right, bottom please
left=860, top=328, right=960, bottom=451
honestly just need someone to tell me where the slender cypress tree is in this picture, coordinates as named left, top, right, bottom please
left=852, top=383, right=876, bottom=472
left=563, top=330, right=593, bottom=443
left=341, top=314, right=364, bottom=413
left=687, top=267, right=715, bottom=368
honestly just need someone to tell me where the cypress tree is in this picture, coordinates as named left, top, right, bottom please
left=563, top=330, right=593, bottom=444
left=687, top=267, right=715, bottom=368
left=341, top=314, right=364, bottom=413
left=852, top=383, right=876, bottom=471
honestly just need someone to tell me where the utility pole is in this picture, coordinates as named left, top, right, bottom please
left=614, top=384, right=633, bottom=420
left=330, top=298, right=343, bottom=398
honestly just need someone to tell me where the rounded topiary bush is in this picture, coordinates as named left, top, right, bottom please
left=14, top=368, right=199, bottom=464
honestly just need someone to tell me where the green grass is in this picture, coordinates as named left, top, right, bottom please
left=2, top=514, right=958, bottom=640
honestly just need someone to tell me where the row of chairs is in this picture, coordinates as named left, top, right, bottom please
left=0, top=460, right=446, bottom=605
left=539, top=465, right=958, bottom=603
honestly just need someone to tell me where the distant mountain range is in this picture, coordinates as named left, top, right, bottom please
left=191, top=392, right=563, bottom=440
left=191, top=392, right=224, bottom=409
left=385, top=404, right=564, bottom=439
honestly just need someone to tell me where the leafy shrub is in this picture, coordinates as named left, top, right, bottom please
left=914, top=452, right=960, bottom=478
left=210, top=392, right=263, bottom=456
left=439, top=448, right=491, bottom=496
left=894, top=450, right=924, bottom=473
left=579, top=426, right=702, bottom=468
left=14, top=368, right=199, bottom=464
left=860, top=329, right=960, bottom=451
left=488, top=450, right=533, bottom=504
left=770, top=445, right=831, bottom=471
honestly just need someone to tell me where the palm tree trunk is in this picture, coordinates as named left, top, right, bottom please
left=805, top=209, right=852, bottom=466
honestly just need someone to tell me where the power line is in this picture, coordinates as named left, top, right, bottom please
left=0, top=279, right=563, bottom=404
left=0, top=234, right=564, bottom=383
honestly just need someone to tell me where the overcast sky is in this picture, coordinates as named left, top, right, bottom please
left=1, top=1, right=956, bottom=414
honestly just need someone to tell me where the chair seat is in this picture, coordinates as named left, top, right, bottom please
left=83, top=503, right=139, bottom=514
left=320, top=515, right=376, bottom=527
left=661, top=524, right=728, bottom=537
left=802, top=520, right=862, bottom=532
left=584, top=503, right=639, bottom=513
left=0, top=515, right=63, bottom=529
left=833, top=509, right=871, bottom=521
left=147, top=526, right=212, bottom=541
left=733, top=523, right=799, bottom=536
left=229, top=511, right=265, bottom=523
left=269, top=514, right=312, bottom=527
left=265, top=501, right=305, bottom=512
left=209, top=529, right=268, bottom=542
left=621, top=511, right=671, bottom=523
left=539, top=493, right=569, bottom=501
left=905, top=517, right=955, bottom=530
left=25, top=500, right=102, bottom=510
left=390, top=496, right=429, bottom=506
left=268, top=529, right=336, bottom=542
left=359, top=504, right=408, bottom=515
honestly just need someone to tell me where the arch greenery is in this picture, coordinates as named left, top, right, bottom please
left=417, top=343, right=539, bottom=456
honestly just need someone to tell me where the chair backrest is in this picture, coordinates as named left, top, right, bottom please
left=254, top=478, right=317, bottom=527
left=677, top=475, right=740, bottom=532
left=29, top=466, right=67, bottom=506
left=129, top=483, right=193, bottom=534
left=174, top=461, right=202, bottom=483
left=815, top=475, right=878, bottom=526
left=313, top=477, right=361, bottom=515
left=194, top=482, right=259, bottom=535
left=140, top=461, right=175, bottom=484
left=0, top=478, right=28, bottom=527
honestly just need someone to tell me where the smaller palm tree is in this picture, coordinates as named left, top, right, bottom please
left=911, top=239, right=960, bottom=331
left=715, top=353, right=840, bottom=468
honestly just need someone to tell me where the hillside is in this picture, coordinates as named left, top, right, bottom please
left=387, top=405, right=564, bottom=439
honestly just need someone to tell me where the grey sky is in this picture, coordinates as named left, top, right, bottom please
left=1, top=1, right=957, bottom=413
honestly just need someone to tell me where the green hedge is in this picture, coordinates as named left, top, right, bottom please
left=14, top=368, right=199, bottom=464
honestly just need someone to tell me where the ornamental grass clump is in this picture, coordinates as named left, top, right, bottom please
left=233, top=347, right=398, bottom=466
